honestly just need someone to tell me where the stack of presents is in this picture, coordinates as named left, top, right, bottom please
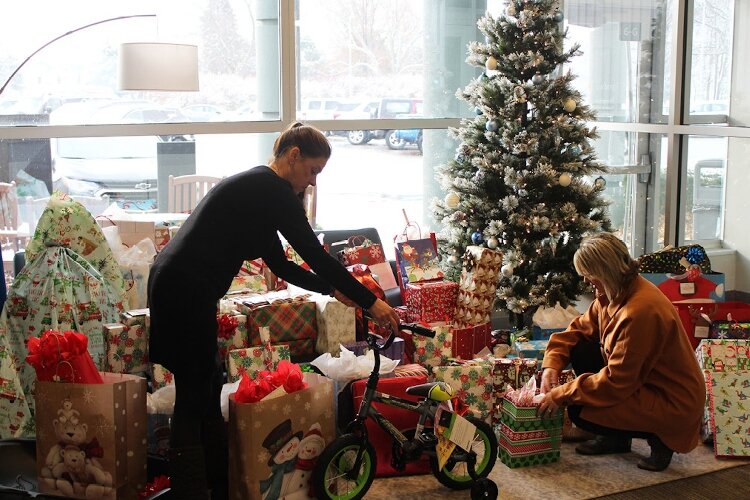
left=3, top=194, right=747, bottom=497
left=635, top=244, right=750, bottom=459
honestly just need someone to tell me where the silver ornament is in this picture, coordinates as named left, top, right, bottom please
left=488, top=237, right=499, bottom=249
left=501, top=264, right=514, bottom=278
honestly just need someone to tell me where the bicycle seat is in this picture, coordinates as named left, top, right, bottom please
left=405, top=382, right=453, bottom=402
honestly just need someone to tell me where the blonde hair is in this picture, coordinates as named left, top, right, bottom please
left=272, top=122, right=331, bottom=161
left=573, top=232, right=639, bottom=300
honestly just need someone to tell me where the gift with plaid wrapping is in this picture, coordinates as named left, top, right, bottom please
left=216, top=313, right=249, bottom=360
left=226, top=343, right=291, bottom=383
left=405, top=280, right=459, bottom=323
left=432, top=362, right=494, bottom=422
left=244, top=299, right=318, bottom=359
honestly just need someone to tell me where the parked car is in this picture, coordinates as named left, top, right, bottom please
left=299, top=98, right=347, bottom=121
left=50, top=101, right=193, bottom=206
left=346, top=98, right=423, bottom=146
left=392, top=116, right=423, bottom=153
left=181, top=103, right=226, bottom=122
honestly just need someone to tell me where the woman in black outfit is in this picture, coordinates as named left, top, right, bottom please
left=147, top=122, right=400, bottom=500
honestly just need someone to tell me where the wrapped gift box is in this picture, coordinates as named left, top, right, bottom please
left=512, top=340, right=549, bottom=361
left=216, top=313, right=249, bottom=360
left=531, top=326, right=566, bottom=341
left=710, top=321, right=750, bottom=340
left=409, top=323, right=452, bottom=370
left=706, top=371, right=750, bottom=457
left=239, top=297, right=318, bottom=359
left=226, top=344, right=291, bottom=383
left=394, top=363, right=429, bottom=378
left=432, top=363, right=494, bottom=422
left=97, top=213, right=188, bottom=249
left=695, top=339, right=750, bottom=371
left=451, top=322, right=492, bottom=360
left=394, top=306, right=415, bottom=324
left=150, top=363, right=174, bottom=391
left=104, top=321, right=149, bottom=374
left=675, top=302, right=750, bottom=349
left=405, top=280, right=459, bottom=323
left=641, top=272, right=725, bottom=303
left=497, top=395, right=563, bottom=468
left=314, top=296, right=356, bottom=355
left=454, top=246, right=502, bottom=327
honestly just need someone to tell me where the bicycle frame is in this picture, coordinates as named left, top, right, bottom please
left=343, top=322, right=440, bottom=479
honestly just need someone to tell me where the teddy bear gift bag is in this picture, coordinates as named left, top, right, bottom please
left=228, top=372, right=335, bottom=500
left=34, top=373, right=147, bottom=499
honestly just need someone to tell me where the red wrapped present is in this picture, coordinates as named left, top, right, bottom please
left=405, top=280, right=459, bottom=323
left=674, top=302, right=750, bottom=349
left=348, top=264, right=388, bottom=340
left=337, top=236, right=386, bottom=267
left=451, top=322, right=492, bottom=360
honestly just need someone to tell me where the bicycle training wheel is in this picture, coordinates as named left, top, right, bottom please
left=312, top=434, right=377, bottom=500
left=431, top=415, right=498, bottom=490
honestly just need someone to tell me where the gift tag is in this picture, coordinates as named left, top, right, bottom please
left=679, top=282, right=696, bottom=295
left=441, top=412, right=477, bottom=452
left=695, top=325, right=710, bottom=339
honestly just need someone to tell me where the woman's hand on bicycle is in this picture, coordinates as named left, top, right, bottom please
left=367, top=298, right=400, bottom=333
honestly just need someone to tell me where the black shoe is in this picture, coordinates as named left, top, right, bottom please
left=169, top=446, right=210, bottom=500
left=637, top=435, right=674, bottom=472
left=575, top=435, right=632, bottom=455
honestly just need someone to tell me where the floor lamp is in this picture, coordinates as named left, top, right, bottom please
left=0, top=14, right=199, bottom=97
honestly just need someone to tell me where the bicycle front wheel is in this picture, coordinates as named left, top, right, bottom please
left=312, top=434, right=377, bottom=500
left=431, top=415, right=498, bottom=490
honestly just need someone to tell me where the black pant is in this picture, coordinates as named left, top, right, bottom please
left=567, top=340, right=652, bottom=440
left=170, top=350, right=229, bottom=494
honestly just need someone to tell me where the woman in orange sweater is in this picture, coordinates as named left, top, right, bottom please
left=537, top=233, right=705, bottom=471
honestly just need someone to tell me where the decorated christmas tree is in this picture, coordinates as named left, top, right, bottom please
left=434, top=2, right=611, bottom=328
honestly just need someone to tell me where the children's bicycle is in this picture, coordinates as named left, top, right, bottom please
left=312, top=321, right=498, bottom=500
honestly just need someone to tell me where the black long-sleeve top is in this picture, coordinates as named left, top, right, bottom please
left=152, top=166, right=377, bottom=309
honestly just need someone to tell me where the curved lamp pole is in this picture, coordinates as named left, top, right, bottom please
left=0, top=14, right=156, bottom=97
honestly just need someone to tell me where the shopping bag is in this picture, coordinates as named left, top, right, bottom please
left=35, top=373, right=147, bottom=499
left=228, top=373, right=335, bottom=500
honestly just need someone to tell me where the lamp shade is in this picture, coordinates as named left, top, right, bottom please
left=119, top=42, right=199, bottom=91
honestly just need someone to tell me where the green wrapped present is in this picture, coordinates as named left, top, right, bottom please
left=432, top=363, right=494, bottom=422
left=226, top=343, right=291, bottom=383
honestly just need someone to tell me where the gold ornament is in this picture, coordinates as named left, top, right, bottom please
left=485, top=56, right=498, bottom=71
left=444, top=192, right=460, bottom=209
left=563, top=98, right=577, bottom=112
left=558, top=172, right=572, bottom=187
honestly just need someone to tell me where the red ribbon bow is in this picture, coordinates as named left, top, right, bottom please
left=216, top=314, right=240, bottom=340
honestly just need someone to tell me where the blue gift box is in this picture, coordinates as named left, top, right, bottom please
left=512, top=340, right=549, bottom=360
left=532, top=326, right=566, bottom=341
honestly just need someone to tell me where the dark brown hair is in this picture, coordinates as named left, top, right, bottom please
left=272, top=122, right=331, bottom=160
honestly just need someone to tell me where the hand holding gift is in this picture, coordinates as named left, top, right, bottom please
left=26, top=330, right=103, bottom=384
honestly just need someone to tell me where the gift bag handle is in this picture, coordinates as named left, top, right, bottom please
left=347, top=235, right=371, bottom=248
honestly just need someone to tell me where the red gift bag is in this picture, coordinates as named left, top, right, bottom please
left=351, top=375, right=431, bottom=477
left=674, top=302, right=750, bottom=349
left=348, top=264, right=387, bottom=340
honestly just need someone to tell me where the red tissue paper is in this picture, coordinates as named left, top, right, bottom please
left=25, top=329, right=103, bottom=384
left=233, top=359, right=307, bottom=403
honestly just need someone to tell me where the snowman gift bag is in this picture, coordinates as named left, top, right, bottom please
left=228, top=372, right=335, bottom=500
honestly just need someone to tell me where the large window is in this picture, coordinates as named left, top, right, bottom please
left=3, top=0, right=750, bottom=288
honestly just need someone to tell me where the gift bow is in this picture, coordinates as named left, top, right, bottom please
left=217, top=314, right=240, bottom=340
left=234, top=360, right=307, bottom=403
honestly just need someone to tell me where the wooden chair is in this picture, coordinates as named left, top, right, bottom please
left=167, top=175, right=223, bottom=213
left=0, top=182, right=29, bottom=254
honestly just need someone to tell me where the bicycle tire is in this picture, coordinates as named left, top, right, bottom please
left=312, top=434, right=377, bottom=500
left=430, top=415, right=498, bottom=490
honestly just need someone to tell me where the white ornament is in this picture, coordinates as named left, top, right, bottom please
left=501, top=264, right=514, bottom=278
left=448, top=255, right=459, bottom=264
left=506, top=4, right=517, bottom=17
left=485, top=56, right=498, bottom=71
left=444, top=191, right=460, bottom=209
left=558, top=172, right=572, bottom=187
left=563, top=98, right=577, bottom=112
left=487, top=236, right=499, bottom=249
